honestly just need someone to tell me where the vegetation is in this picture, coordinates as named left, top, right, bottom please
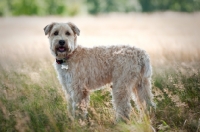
left=153, top=67, right=200, bottom=131
left=0, top=0, right=81, bottom=16
left=0, top=0, right=200, bottom=16
left=0, top=62, right=199, bottom=131
left=139, top=0, right=200, bottom=12
left=0, top=63, right=153, bottom=131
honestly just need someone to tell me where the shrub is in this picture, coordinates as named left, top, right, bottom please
left=153, top=66, right=200, bottom=131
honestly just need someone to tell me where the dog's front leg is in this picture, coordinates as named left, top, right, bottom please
left=67, top=95, right=74, bottom=118
left=72, top=87, right=90, bottom=120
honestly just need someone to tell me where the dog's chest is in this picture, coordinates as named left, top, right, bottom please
left=54, top=63, right=72, bottom=86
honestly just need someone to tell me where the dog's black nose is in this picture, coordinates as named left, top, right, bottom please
left=59, top=40, right=65, bottom=45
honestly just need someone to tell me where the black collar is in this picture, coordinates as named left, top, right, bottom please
left=56, top=59, right=65, bottom=64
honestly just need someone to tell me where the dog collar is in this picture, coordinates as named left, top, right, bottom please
left=56, top=59, right=65, bottom=64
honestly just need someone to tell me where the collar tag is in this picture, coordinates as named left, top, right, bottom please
left=61, top=64, right=68, bottom=70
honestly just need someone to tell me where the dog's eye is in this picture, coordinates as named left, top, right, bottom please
left=66, top=31, right=70, bottom=36
left=54, top=31, right=58, bottom=35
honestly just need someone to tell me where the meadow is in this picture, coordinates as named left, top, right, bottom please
left=0, top=12, right=200, bottom=131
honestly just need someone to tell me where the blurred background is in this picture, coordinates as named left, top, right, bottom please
left=1, top=0, right=200, bottom=66
left=0, top=0, right=200, bottom=16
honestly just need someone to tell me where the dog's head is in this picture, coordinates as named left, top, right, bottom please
left=44, top=22, right=80, bottom=59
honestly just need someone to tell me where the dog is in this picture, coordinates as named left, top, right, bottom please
left=44, top=22, right=155, bottom=121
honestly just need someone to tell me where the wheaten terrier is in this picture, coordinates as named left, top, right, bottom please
left=44, top=22, right=155, bottom=121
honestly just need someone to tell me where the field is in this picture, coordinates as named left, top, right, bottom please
left=0, top=12, right=200, bottom=132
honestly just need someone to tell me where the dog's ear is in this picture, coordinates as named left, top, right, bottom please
left=67, top=22, right=80, bottom=36
left=44, top=23, right=55, bottom=36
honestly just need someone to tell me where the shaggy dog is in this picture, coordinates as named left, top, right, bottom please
left=44, top=22, right=155, bottom=121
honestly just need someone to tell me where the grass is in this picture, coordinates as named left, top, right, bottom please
left=153, top=66, right=200, bottom=131
left=0, top=12, right=200, bottom=131
left=1, top=58, right=199, bottom=132
left=0, top=61, right=154, bottom=132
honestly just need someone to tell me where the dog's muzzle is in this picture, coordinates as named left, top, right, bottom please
left=55, top=40, right=69, bottom=52
left=56, top=45, right=69, bottom=53
left=57, top=46, right=67, bottom=52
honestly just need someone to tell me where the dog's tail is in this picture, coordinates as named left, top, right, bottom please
left=136, top=51, right=156, bottom=110
left=141, top=54, right=151, bottom=79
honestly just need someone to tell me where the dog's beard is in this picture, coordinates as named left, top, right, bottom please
left=56, top=51, right=67, bottom=59
left=52, top=44, right=69, bottom=59
left=55, top=48, right=75, bottom=59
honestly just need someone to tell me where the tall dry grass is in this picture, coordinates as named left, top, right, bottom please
left=0, top=12, right=200, bottom=131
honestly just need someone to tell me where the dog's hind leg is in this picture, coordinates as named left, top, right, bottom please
left=133, top=77, right=155, bottom=112
left=111, top=79, right=134, bottom=122
left=133, top=56, right=156, bottom=112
